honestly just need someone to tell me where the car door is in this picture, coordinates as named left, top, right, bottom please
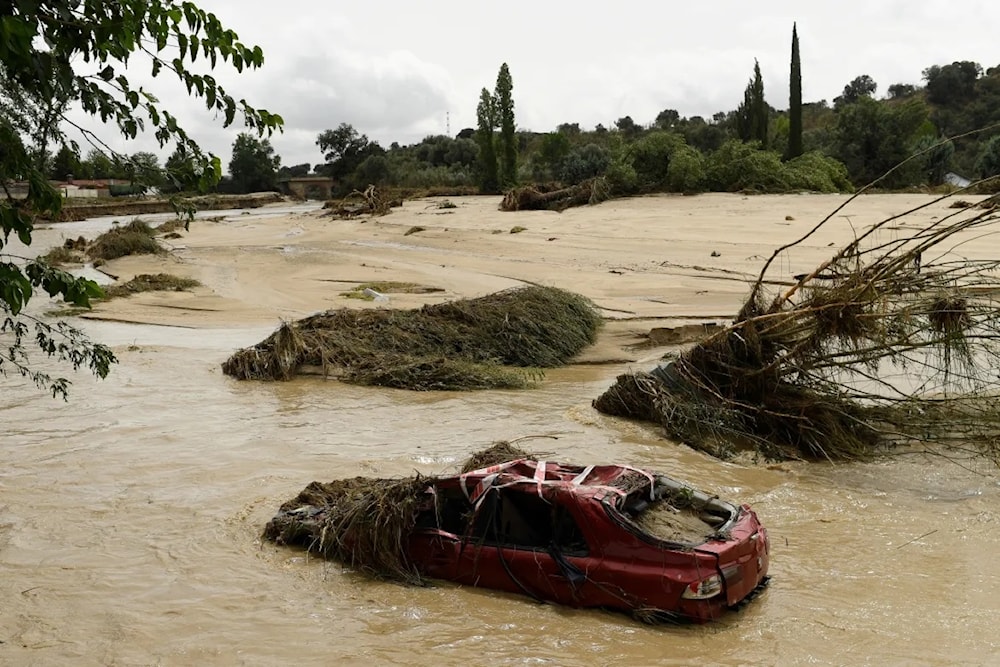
left=454, top=485, right=589, bottom=605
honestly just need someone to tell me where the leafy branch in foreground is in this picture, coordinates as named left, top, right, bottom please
left=2, top=310, right=116, bottom=399
left=1, top=1, right=283, bottom=397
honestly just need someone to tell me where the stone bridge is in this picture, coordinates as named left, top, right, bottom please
left=278, top=176, right=335, bottom=200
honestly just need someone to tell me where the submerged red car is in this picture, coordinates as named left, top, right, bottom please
left=269, top=457, right=770, bottom=622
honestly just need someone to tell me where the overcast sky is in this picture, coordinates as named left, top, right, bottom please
left=74, top=0, right=1000, bottom=171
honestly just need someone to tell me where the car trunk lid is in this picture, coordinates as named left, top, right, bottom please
left=695, top=504, right=769, bottom=606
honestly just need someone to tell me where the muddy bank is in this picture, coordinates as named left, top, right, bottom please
left=53, top=192, right=284, bottom=221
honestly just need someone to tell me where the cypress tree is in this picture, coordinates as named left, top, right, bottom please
left=736, top=60, right=768, bottom=148
left=750, top=60, right=768, bottom=147
left=476, top=88, right=499, bottom=193
left=787, top=23, right=803, bottom=160
left=736, top=86, right=753, bottom=142
left=495, top=63, right=517, bottom=188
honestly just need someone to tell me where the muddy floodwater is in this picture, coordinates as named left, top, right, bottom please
left=4, top=195, right=1000, bottom=665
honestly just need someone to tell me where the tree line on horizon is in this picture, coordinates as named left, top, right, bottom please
left=23, top=26, right=1000, bottom=199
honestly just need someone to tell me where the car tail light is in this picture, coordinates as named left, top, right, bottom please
left=681, top=574, right=723, bottom=600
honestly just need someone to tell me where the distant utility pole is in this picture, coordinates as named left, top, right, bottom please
left=446, top=111, right=451, bottom=137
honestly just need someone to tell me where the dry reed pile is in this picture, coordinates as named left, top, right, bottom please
left=222, top=286, right=601, bottom=390
left=263, top=475, right=434, bottom=584
left=102, top=273, right=199, bottom=298
left=458, top=440, right=534, bottom=473
left=87, top=219, right=162, bottom=260
left=595, top=192, right=1000, bottom=462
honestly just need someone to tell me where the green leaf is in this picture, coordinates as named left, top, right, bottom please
left=0, top=264, right=33, bottom=316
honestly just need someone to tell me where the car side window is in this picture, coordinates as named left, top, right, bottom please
left=552, top=505, right=589, bottom=556
left=414, top=487, right=472, bottom=535
left=469, top=488, right=589, bottom=555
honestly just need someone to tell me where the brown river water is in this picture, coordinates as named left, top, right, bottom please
left=4, top=199, right=1000, bottom=665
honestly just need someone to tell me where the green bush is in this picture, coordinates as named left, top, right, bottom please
left=666, top=145, right=707, bottom=193
left=387, top=163, right=475, bottom=189
left=351, top=155, right=391, bottom=188
left=975, top=135, right=1000, bottom=179
left=559, top=144, right=610, bottom=184
left=784, top=151, right=853, bottom=192
left=604, top=159, right=637, bottom=194
left=630, top=131, right=684, bottom=190
left=706, top=140, right=790, bottom=192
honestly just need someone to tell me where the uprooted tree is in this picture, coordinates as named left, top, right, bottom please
left=499, top=177, right=611, bottom=212
left=595, top=188, right=1000, bottom=463
left=1, top=0, right=282, bottom=398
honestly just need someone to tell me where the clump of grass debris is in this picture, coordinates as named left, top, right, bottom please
left=404, top=226, right=426, bottom=236
left=346, top=356, right=538, bottom=390
left=87, top=219, right=162, bottom=260
left=223, top=285, right=602, bottom=390
left=155, top=218, right=188, bottom=234
left=509, top=226, right=527, bottom=234
left=102, top=273, right=199, bottom=299
left=40, top=245, right=81, bottom=266
left=263, top=441, right=537, bottom=584
left=264, top=474, right=432, bottom=583
left=458, top=440, right=535, bottom=473
left=40, top=235, right=90, bottom=265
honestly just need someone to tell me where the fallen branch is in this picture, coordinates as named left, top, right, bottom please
left=594, top=188, right=1000, bottom=463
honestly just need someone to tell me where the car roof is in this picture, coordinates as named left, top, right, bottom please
left=441, top=459, right=657, bottom=505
